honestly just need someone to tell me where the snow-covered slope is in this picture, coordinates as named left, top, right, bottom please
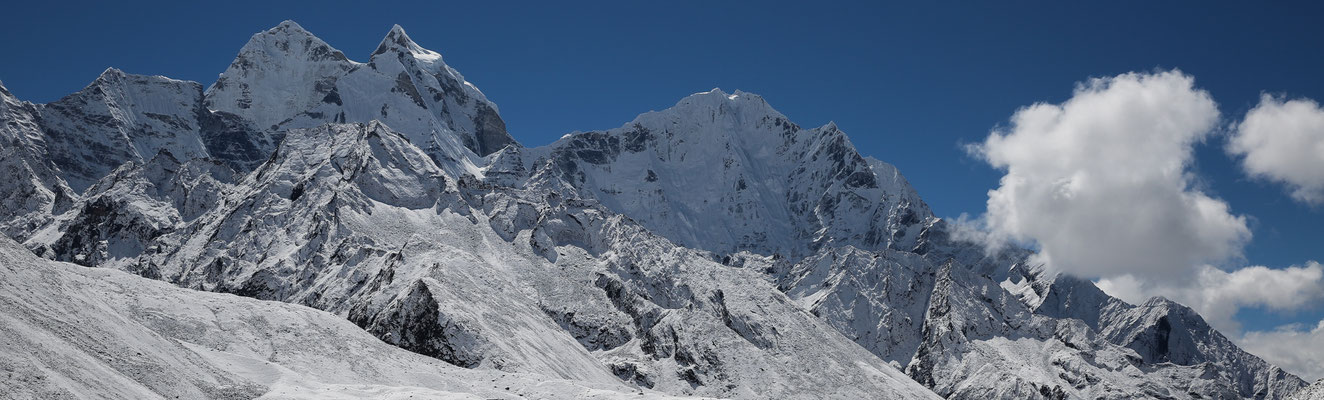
left=0, top=235, right=694, bottom=399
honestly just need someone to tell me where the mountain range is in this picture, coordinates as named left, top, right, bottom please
left=1, top=21, right=1318, bottom=399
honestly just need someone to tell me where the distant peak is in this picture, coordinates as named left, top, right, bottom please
left=89, top=67, right=129, bottom=87
left=98, top=67, right=124, bottom=79
left=667, top=88, right=776, bottom=113
left=1142, top=296, right=1175, bottom=307
left=90, top=68, right=193, bottom=87
left=679, top=88, right=769, bottom=104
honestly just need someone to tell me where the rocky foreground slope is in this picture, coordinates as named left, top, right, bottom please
left=0, top=21, right=1313, bottom=399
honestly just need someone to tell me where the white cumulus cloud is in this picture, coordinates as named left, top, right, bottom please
left=970, top=70, right=1250, bottom=282
left=1229, top=94, right=1324, bottom=205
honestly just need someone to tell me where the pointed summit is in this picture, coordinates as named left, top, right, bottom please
left=205, top=20, right=355, bottom=132
left=372, top=24, right=431, bottom=58
left=97, top=67, right=124, bottom=79
left=257, top=20, right=317, bottom=41
left=273, top=19, right=306, bottom=32
left=637, top=87, right=787, bottom=129
left=87, top=68, right=194, bottom=91
left=230, top=20, right=349, bottom=65
left=86, top=67, right=131, bottom=89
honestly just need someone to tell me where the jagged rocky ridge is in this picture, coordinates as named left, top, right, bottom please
left=0, top=21, right=1309, bottom=399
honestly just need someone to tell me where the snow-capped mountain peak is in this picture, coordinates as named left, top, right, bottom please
left=205, top=21, right=514, bottom=175
left=204, top=21, right=355, bottom=132
left=234, top=19, right=349, bottom=65
left=527, top=88, right=935, bottom=258
left=361, top=23, right=513, bottom=157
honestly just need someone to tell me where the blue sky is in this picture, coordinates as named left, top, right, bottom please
left=1, top=1, right=1321, bottom=333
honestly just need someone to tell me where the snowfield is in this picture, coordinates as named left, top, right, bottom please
left=0, top=235, right=694, bottom=399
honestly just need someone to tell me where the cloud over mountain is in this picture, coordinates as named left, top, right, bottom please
left=970, top=70, right=1249, bottom=283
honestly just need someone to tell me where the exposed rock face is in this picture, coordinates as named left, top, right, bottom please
left=0, top=21, right=1309, bottom=400
left=33, top=151, right=234, bottom=274
left=349, top=279, right=487, bottom=368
